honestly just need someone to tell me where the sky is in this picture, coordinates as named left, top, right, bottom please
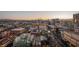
left=0, top=11, right=79, bottom=20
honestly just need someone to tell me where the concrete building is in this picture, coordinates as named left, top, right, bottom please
left=73, top=13, right=79, bottom=32
left=50, top=19, right=60, bottom=28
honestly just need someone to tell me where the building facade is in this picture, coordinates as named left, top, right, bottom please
left=73, top=13, right=79, bottom=32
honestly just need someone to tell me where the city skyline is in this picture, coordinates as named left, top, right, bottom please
left=0, top=11, right=79, bottom=20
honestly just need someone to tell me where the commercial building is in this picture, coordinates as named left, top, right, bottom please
left=73, top=13, right=79, bottom=32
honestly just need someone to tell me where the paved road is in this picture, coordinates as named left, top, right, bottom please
left=12, top=31, right=69, bottom=47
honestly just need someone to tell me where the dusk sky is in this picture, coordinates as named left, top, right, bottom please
left=0, top=11, right=79, bottom=20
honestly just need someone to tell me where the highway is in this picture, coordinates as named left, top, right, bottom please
left=0, top=25, right=70, bottom=47
left=12, top=30, right=69, bottom=47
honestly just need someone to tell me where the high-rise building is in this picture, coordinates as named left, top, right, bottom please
left=73, top=13, right=79, bottom=32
